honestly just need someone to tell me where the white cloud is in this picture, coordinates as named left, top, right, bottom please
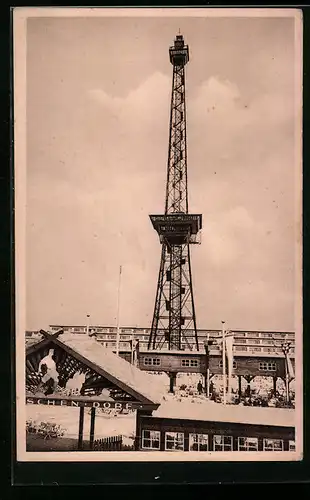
left=27, top=67, right=296, bottom=331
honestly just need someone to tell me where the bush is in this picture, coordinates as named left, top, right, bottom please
left=26, top=420, right=67, bottom=439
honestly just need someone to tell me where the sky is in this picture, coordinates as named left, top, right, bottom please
left=25, top=13, right=300, bottom=332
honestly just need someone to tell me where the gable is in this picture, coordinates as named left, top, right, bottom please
left=26, top=331, right=162, bottom=406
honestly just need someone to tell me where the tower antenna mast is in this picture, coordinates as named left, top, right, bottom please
left=148, top=34, right=202, bottom=351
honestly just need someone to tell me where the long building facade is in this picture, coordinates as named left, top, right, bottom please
left=26, top=325, right=295, bottom=356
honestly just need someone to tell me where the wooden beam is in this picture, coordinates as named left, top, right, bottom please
left=26, top=330, right=63, bottom=356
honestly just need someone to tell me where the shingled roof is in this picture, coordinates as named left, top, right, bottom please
left=26, top=331, right=164, bottom=406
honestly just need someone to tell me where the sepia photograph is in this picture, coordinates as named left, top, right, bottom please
left=13, top=7, right=303, bottom=462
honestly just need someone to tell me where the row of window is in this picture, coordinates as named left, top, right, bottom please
left=143, top=358, right=199, bottom=367
left=96, top=340, right=294, bottom=355
left=49, top=326, right=294, bottom=339
left=142, top=358, right=278, bottom=372
left=142, top=431, right=296, bottom=452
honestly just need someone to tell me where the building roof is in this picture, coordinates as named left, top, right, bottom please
left=27, top=331, right=164, bottom=406
left=152, top=400, right=295, bottom=428
left=59, top=333, right=164, bottom=404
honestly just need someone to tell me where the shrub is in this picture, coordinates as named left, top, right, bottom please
left=26, top=420, right=67, bottom=439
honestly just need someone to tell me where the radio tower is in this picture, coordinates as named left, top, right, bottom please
left=148, top=34, right=202, bottom=351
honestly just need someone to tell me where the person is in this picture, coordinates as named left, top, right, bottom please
left=209, top=380, right=214, bottom=396
left=38, top=349, right=59, bottom=396
left=197, top=380, right=203, bottom=395
left=39, top=363, right=58, bottom=396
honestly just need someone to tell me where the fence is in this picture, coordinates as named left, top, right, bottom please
left=93, top=435, right=123, bottom=451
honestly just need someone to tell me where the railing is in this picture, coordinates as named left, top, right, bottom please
left=93, top=435, right=123, bottom=451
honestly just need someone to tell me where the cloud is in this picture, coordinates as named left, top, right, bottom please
left=27, top=68, right=296, bottom=331
left=202, top=206, right=254, bottom=267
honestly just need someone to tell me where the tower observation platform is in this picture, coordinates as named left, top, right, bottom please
left=148, top=34, right=202, bottom=352
left=150, top=213, right=202, bottom=246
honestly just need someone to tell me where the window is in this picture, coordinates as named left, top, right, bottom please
left=263, top=347, right=276, bottom=353
left=144, top=357, right=161, bottom=366
left=263, top=439, right=283, bottom=451
left=235, top=346, right=247, bottom=352
left=238, top=437, right=258, bottom=451
left=142, top=430, right=160, bottom=450
left=249, top=332, right=260, bottom=338
left=219, top=360, right=237, bottom=369
left=181, top=359, right=198, bottom=367
left=259, top=361, right=277, bottom=371
left=235, top=338, right=247, bottom=344
left=248, top=339, right=261, bottom=345
left=189, top=433, right=208, bottom=451
left=213, top=435, right=233, bottom=451
left=261, top=333, right=273, bottom=338
left=289, top=440, right=296, bottom=452
left=165, top=432, right=184, bottom=451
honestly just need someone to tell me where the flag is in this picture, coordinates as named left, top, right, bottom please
left=131, top=338, right=139, bottom=366
left=286, top=354, right=295, bottom=380
left=283, top=343, right=295, bottom=380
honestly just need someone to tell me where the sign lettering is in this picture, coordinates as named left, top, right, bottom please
left=26, top=396, right=136, bottom=410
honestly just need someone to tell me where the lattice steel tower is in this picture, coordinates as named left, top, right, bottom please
left=148, top=34, right=202, bottom=351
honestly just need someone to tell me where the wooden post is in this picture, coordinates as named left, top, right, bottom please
left=89, top=407, right=96, bottom=450
left=238, top=375, right=242, bottom=403
left=273, top=376, right=277, bottom=397
left=169, top=372, right=177, bottom=393
left=78, top=406, right=85, bottom=451
left=135, top=409, right=141, bottom=451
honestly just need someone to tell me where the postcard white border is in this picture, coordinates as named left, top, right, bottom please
left=13, top=6, right=303, bottom=463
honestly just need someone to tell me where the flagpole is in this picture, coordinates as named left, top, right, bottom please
left=116, top=265, right=122, bottom=357
left=283, top=343, right=290, bottom=406
left=222, top=321, right=226, bottom=405
left=206, top=332, right=210, bottom=399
